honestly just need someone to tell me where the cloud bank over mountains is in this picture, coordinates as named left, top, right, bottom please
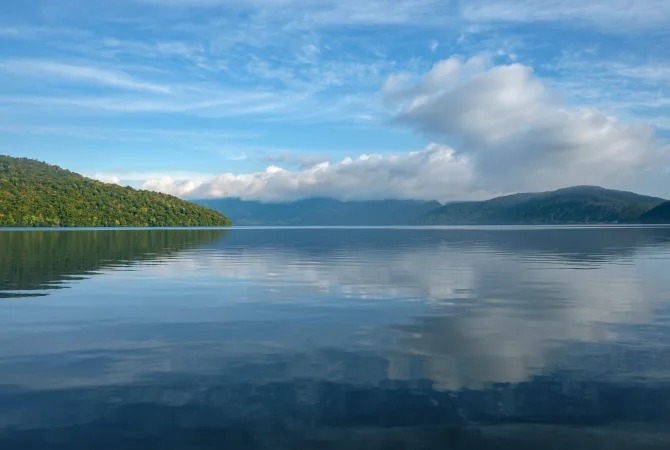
left=137, top=58, right=667, bottom=202
left=143, top=144, right=474, bottom=202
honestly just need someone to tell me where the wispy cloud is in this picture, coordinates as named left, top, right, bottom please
left=546, top=53, right=670, bottom=128
left=0, top=124, right=256, bottom=141
left=134, top=0, right=670, bottom=33
left=461, top=0, right=670, bottom=32
left=0, top=27, right=18, bottom=36
left=229, top=152, right=249, bottom=161
left=0, top=59, right=171, bottom=93
left=136, top=0, right=454, bottom=27
left=0, top=89, right=303, bottom=116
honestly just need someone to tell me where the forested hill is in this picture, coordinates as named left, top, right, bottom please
left=417, top=186, right=665, bottom=225
left=0, top=155, right=231, bottom=227
left=640, top=201, right=670, bottom=224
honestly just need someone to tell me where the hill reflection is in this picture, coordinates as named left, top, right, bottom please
left=0, top=229, right=227, bottom=297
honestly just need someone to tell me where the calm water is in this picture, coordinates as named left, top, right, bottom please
left=1, top=227, right=670, bottom=449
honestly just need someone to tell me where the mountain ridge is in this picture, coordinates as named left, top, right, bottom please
left=195, top=197, right=441, bottom=226
left=197, top=186, right=667, bottom=226
left=417, top=185, right=665, bottom=225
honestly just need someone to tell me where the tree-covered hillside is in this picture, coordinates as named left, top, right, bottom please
left=417, top=186, right=665, bottom=225
left=0, top=155, right=231, bottom=227
left=640, top=201, right=670, bottom=224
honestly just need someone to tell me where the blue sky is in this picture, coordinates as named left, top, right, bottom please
left=1, top=0, right=669, bottom=201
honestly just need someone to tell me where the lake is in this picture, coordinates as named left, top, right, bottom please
left=1, top=226, right=670, bottom=449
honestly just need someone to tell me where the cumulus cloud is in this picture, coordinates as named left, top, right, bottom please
left=386, top=56, right=665, bottom=193
left=142, top=144, right=475, bottom=202
left=138, top=56, right=666, bottom=202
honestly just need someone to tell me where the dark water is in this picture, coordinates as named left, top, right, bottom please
left=1, top=227, right=670, bottom=449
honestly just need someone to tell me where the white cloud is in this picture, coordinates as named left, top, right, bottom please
left=137, top=0, right=452, bottom=26
left=386, top=57, right=666, bottom=193
left=0, top=59, right=171, bottom=93
left=262, top=152, right=331, bottom=170
left=143, top=176, right=203, bottom=197
left=141, top=144, right=476, bottom=202
left=539, top=55, right=670, bottom=137
left=91, top=170, right=216, bottom=184
left=461, top=0, right=670, bottom=31
left=90, top=173, right=121, bottom=185
left=229, top=152, right=249, bottom=161
left=0, top=90, right=300, bottom=116
left=134, top=56, right=668, bottom=202
left=135, top=0, right=670, bottom=34
left=0, top=124, right=254, bottom=142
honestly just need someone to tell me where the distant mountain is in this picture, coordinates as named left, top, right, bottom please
left=0, top=155, right=231, bottom=227
left=640, top=201, right=670, bottom=224
left=417, top=186, right=665, bottom=225
left=195, top=198, right=442, bottom=226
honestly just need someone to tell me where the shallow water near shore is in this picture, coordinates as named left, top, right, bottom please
left=1, top=226, right=670, bottom=449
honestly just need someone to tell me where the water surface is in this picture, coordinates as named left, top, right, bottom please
left=1, top=227, right=670, bottom=449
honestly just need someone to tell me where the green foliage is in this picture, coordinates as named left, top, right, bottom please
left=0, top=155, right=231, bottom=227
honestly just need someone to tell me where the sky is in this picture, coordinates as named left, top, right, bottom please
left=1, top=0, right=669, bottom=202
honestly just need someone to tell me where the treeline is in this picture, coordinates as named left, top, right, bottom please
left=0, top=155, right=231, bottom=227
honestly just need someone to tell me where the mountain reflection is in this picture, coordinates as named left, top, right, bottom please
left=0, top=229, right=227, bottom=297
left=215, top=226, right=670, bottom=263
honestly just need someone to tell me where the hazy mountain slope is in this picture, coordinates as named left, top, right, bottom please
left=195, top=198, right=442, bottom=225
left=0, top=155, right=231, bottom=227
left=418, top=186, right=665, bottom=225
left=640, top=201, right=670, bottom=223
